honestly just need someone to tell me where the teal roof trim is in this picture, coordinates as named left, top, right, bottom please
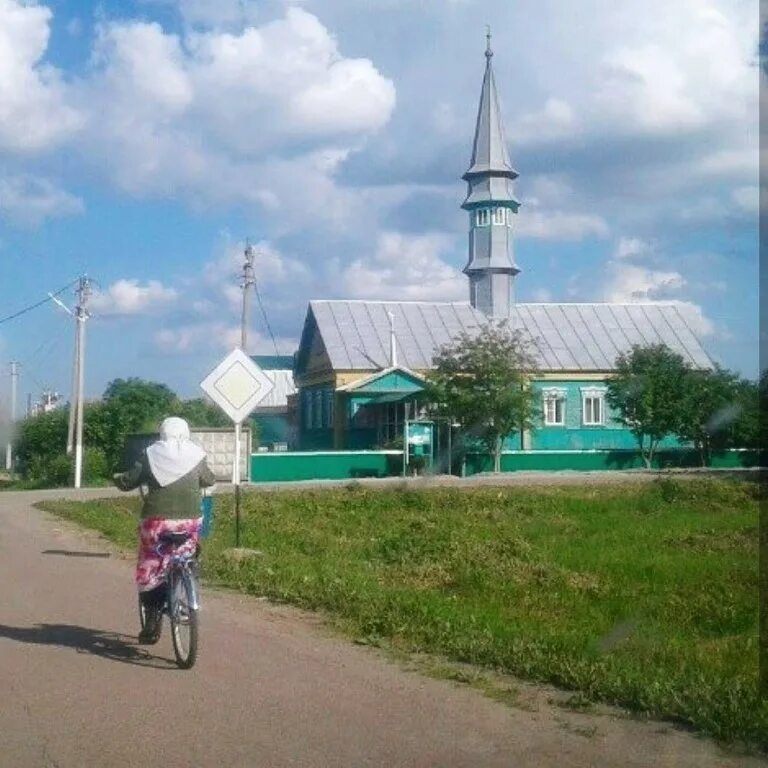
left=340, top=367, right=426, bottom=394
left=252, top=355, right=294, bottom=370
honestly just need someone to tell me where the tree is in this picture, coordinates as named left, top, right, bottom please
left=15, top=408, right=69, bottom=484
left=96, top=378, right=177, bottom=470
left=676, top=366, right=742, bottom=466
left=759, top=370, right=768, bottom=459
left=15, top=378, right=238, bottom=485
left=427, top=322, right=538, bottom=473
left=171, top=398, right=231, bottom=428
left=103, top=378, right=176, bottom=432
left=605, top=344, right=690, bottom=469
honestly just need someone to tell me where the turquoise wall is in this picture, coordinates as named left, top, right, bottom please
left=297, top=377, right=695, bottom=453
left=529, top=380, right=684, bottom=451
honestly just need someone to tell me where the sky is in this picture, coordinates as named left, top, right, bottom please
left=0, top=0, right=761, bottom=407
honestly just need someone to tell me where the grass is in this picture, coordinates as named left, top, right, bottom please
left=38, top=477, right=765, bottom=749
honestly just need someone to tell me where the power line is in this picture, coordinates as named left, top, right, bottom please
left=0, top=279, right=79, bottom=326
left=253, top=278, right=280, bottom=355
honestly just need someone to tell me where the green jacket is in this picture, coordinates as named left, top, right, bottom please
left=114, top=450, right=216, bottom=520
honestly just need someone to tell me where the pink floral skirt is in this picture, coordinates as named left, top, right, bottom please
left=136, top=517, right=202, bottom=592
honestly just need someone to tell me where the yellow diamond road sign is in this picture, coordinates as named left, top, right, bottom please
left=200, top=348, right=275, bottom=424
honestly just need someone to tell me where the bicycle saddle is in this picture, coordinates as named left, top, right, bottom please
left=158, top=531, right=192, bottom=546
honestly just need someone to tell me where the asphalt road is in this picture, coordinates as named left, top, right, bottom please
left=0, top=489, right=763, bottom=768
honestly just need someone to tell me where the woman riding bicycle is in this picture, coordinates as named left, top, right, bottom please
left=113, top=416, right=215, bottom=644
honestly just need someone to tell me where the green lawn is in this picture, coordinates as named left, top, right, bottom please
left=39, top=477, right=764, bottom=749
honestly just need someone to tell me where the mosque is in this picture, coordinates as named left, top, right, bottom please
left=287, top=38, right=711, bottom=465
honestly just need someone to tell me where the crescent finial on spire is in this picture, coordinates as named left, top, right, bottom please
left=485, top=25, right=493, bottom=59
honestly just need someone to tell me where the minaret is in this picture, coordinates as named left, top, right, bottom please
left=462, top=30, right=520, bottom=318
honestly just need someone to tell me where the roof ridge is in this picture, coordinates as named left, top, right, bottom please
left=310, top=299, right=473, bottom=306
left=516, top=302, right=683, bottom=307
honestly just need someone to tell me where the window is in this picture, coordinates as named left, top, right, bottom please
left=312, top=390, right=323, bottom=429
left=493, top=207, right=506, bottom=225
left=506, top=208, right=514, bottom=226
left=475, top=209, right=490, bottom=227
left=543, top=389, right=566, bottom=426
left=380, top=402, right=402, bottom=444
left=303, top=390, right=313, bottom=429
left=581, top=388, right=605, bottom=426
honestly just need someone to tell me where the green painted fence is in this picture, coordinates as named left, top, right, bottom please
left=251, top=451, right=402, bottom=482
left=250, top=448, right=762, bottom=483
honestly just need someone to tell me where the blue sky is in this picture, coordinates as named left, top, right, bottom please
left=0, top=0, right=760, bottom=405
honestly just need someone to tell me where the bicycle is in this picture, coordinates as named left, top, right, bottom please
left=138, top=530, right=201, bottom=669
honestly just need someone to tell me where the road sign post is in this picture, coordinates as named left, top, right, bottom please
left=200, top=349, right=274, bottom=547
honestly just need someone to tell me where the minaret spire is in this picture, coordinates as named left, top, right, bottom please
left=462, top=33, right=520, bottom=319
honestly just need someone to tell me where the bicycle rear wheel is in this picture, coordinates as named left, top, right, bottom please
left=169, top=567, right=199, bottom=669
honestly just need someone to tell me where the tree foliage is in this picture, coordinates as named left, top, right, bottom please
left=14, top=378, right=233, bottom=485
left=607, top=345, right=759, bottom=468
left=606, top=344, right=690, bottom=468
left=676, top=366, right=741, bottom=466
left=171, top=398, right=231, bottom=428
left=427, top=322, right=538, bottom=472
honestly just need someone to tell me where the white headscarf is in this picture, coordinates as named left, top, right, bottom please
left=146, top=417, right=207, bottom=487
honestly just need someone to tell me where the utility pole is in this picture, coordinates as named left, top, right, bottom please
left=73, top=277, right=91, bottom=489
left=240, top=241, right=256, bottom=352
left=5, top=362, right=19, bottom=471
left=234, top=241, right=257, bottom=535
left=66, top=313, right=80, bottom=455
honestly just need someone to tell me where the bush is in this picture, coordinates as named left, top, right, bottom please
left=26, top=453, right=71, bottom=487
left=83, top=447, right=110, bottom=485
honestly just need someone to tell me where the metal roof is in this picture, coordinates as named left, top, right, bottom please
left=463, top=48, right=517, bottom=179
left=308, top=300, right=714, bottom=373
left=255, top=369, right=296, bottom=408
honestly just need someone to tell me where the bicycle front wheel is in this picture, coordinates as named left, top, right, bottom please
left=169, top=567, right=199, bottom=669
left=138, top=596, right=147, bottom=631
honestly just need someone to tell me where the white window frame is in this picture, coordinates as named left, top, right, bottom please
left=506, top=208, right=514, bottom=226
left=542, top=388, right=566, bottom=426
left=581, top=388, right=606, bottom=426
left=475, top=208, right=490, bottom=227
left=492, top=207, right=506, bottom=225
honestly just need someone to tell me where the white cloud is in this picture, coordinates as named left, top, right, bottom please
left=602, top=261, right=685, bottom=303
left=592, top=1, right=756, bottom=134
left=597, top=236, right=716, bottom=337
left=154, top=321, right=295, bottom=355
left=91, top=279, right=178, bottom=315
left=343, top=231, right=466, bottom=301
left=510, top=98, right=576, bottom=144
left=0, top=0, right=82, bottom=152
left=613, top=236, right=657, bottom=262
left=72, top=8, right=395, bottom=206
left=0, top=174, right=83, bottom=225
left=516, top=206, right=609, bottom=241
left=201, top=238, right=311, bottom=311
